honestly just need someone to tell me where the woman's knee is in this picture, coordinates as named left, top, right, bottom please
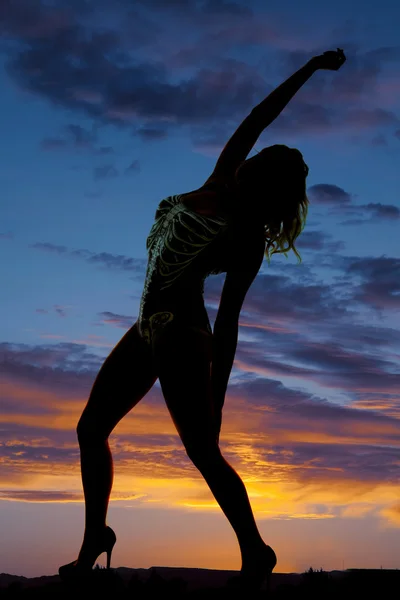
left=76, top=416, right=109, bottom=445
left=185, top=440, right=222, bottom=467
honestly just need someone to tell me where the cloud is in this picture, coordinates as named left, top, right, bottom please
left=0, top=490, right=83, bottom=503
left=1, top=287, right=400, bottom=518
left=381, top=503, right=400, bottom=526
left=2, top=1, right=398, bottom=151
left=31, top=242, right=68, bottom=254
left=308, top=184, right=353, bottom=206
left=204, top=256, right=400, bottom=396
left=254, top=45, right=400, bottom=139
left=0, top=489, right=146, bottom=503
left=218, top=269, right=350, bottom=326
left=133, top=0, right=252, bottom=19
left=0, top=340, right=102, bottom=374
left=35, top=305, right=70, bottom=318
left=0, top=0, right=72, bottom=40
left=30, top=241, right=146, bottom=273
left=1, top=367, right=399, bottom=510
left=2, top=3, right=400, bottom=526
left=54, top=305, right=67, bottom=318
left=371, top=134, right=387, bottom=146
left=93, top=164, right=119, bottom=180
left=40, top=123, right=114, bottom=154
left=43, top=125, right=94, bottom=149
left=306, top=184, right=398, bottom=224
left=200, top=0, right=252, bottom=16
left=270, top=103, right=335, bottom=135
left=363, top=203, right=400, bottom=220
left=65, top=123, right=96, bottom=146
left=97, top=311, right=136, bottom=329
left=124, top=159, right=141, bottom=175
left=137, top=126, right=168, bottom=141
left=97, top=146, right=114, bottom=154
left=343, top=108, right=399, bottom=129
left=295, top=230, right=345, bottom=253
left=344, top=256, right=400, bottom=310
left=279, top=44, right=400, bottom=107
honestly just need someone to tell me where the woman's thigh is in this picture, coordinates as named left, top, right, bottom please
left=78, top=321, right=158, bottom=439
left=151, top=320, right=217, bottom=453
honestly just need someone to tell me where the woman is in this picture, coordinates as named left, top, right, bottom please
left=59, top=48, right=346, bottom=590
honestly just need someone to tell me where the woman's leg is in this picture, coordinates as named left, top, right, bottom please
left=76, top=321, right=157, bottom=555
left=152, top=323, right=267, bottom=569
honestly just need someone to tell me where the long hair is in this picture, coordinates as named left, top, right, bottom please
left=235, top=145, right=309, bottom=264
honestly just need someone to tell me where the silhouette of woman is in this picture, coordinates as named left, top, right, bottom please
left=59, top=48, right=346, bottom=589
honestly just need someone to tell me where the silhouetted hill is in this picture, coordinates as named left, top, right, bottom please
left=1, top=566, right=399, bottom=598
left=1, top=566, right=293, bottom=592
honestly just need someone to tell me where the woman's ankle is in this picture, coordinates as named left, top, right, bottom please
left=240, top=538, right=270, bottom=563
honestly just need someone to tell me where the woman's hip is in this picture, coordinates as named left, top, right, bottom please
left=138, top=309, right=212, bottom=351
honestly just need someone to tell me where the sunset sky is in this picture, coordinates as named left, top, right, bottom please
left=1, top=0, right=400, bottom=579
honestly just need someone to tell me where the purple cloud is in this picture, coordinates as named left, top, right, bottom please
left=345, top=256, right=400, bottom=310
left=54, top=305, right=67, bottom=318
left=343, top=108, right=399, bottom=128
left=307, top=184, right=353, bottom=206
left=1, top=1, right=397, bottom=152
left=363, top=203, right=400, bottom=220
left=2, top=334, right=400, bottom=482
left=30, top=242, right=146, bottom=273
left=97, top=311, right=136, bottom=329
left=307, top=184, right=399, bottom=224
left=0, top=490, right=83, bottom=502
left=295, top=231, right=345, bottom=253
left=35, top=305, right=69, bottom=318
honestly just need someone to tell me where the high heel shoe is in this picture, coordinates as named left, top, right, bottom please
left=59, top=526, right=117, bottom=581
left=226, top=544, right=277, bottom=593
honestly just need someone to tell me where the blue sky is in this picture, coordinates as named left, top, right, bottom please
left=1, top=0, right=400, bottom=578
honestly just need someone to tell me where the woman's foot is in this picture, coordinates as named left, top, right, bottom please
left=227, top=543, right=277, bottom=591
left=59, top=526, right=116, bottom=581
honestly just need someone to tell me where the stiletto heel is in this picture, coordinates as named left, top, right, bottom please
left=59, top=526, right=117, bottom=581
left=106, top=546, right=113, bottom=569
left=106, top=528, right=116, bottom=569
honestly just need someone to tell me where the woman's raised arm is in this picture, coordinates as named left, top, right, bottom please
left=205, top=48, right=346, bottom=183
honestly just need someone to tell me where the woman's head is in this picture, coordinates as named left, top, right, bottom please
left=234, top=144, right=309, bottom=263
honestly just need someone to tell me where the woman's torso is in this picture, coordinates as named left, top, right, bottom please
left=137, top=180, right=257, bottom=331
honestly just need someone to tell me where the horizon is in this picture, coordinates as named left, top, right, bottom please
left=2, top=564, right=400, bottom=579
left=1, top=0, right=400, bottom=579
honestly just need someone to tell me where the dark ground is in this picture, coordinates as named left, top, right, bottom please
left=1, top=567, right=399, bottom=599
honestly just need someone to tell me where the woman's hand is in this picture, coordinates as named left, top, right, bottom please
left=312, top=48, right=346, bottom=71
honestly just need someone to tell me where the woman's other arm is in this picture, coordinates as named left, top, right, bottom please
left=205, top=48, right=346, bottom=183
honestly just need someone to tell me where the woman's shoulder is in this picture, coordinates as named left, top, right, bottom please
left=179, top=177, right=234, bottom=217
left=154, top=194, right=181, bottom=219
